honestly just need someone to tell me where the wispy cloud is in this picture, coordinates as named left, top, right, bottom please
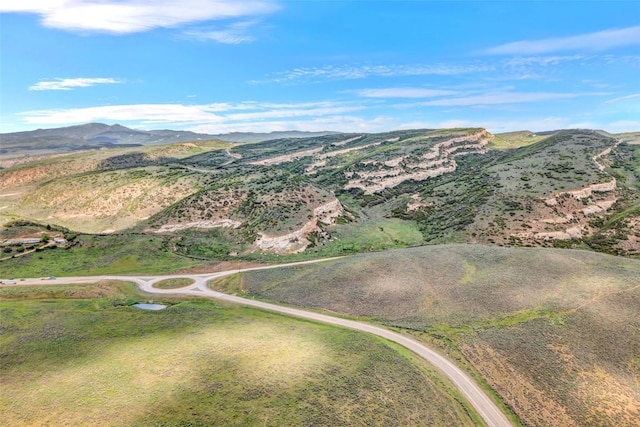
left=29, top=77, right=123, bottom=91
left=17, top=101, right=366, bottom=132
left=191, top=115, right=390, bottom=134
left=501, top=55, right=588, bottom=68
left=482, top=25, right=640, bottom=55
left=0, top=1, right=279, bottom=35
left=355, top=88, right=456, bottom=98
left=494, top=54, right=640, bottom=81
left=415, top=91, right=605, bottom=107
left=12, top=99, right=640, bottom=134
left=256, top=63, right=492, bottom=83
left=604, top=120, right=640, bottom=133
left=259, top=54, right=640, bottom=85
left=183, top=20, right=261, bottom=44
left=605, top=93, right=640, bottom=104
left=350, top=87, right=606, bottom=108
left=606, top=55, right=640, bottom=65
left=20, top=104, right=225, bottom=124
left=226, top=104, right=364, bottom=121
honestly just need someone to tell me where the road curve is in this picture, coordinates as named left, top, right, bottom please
left=10, top=258, right=513, bottom=427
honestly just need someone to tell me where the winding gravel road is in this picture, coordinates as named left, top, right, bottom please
left=11, top=258, right=513, bottom=427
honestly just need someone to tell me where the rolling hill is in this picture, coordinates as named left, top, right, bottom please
left=1, top=124, right=639, bottom=427
left=0, top=123, right=219, bottom=157
left=229, top=244, right=640, bottom=427
left=1, top=126, right=638, bottom=258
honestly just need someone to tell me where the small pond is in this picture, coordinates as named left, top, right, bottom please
left=133, top=303, right=167, bottom=311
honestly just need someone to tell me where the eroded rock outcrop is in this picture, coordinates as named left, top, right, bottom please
left=255, top=198, right=346, bottom=254
left=513, top=180, right=619, bottom=244
left=344, top=129, right=491, bottom=194
left=153, top=219, right=242, bottom=233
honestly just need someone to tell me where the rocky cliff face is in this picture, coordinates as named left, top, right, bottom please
left=343, top=129, right=491, bottom=194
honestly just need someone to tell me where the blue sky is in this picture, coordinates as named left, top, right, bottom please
left=1, top=1, right=639, bottom=134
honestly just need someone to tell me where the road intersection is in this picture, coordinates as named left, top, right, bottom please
left=10, top=258, right=513, bottom=427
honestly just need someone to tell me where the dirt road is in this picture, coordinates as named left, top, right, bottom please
left=9, top=258, right=513, bottom=427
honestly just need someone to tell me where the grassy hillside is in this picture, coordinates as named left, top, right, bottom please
left=617, top=131, right=640, bottom=145
left=0, top=230, right=201, bottom=277
left=0, top=281, right=482, bottom=426
left=0, top=139, right=230, bottom=232
left=388, top=130, right=639, bottom=255
left=488, top=130, right=549, bottom=150
left=233, top=244, right=640, bottom=427
left=17, top=167, right=202, bottom=233
left=2, top=128, right=639, bottom=258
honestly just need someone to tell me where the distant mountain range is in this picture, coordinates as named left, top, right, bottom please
left=0, top=123, right=338, bottom=157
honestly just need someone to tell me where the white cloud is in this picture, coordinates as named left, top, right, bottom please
left=16, top=101, right=368, bottom=132
left=416, top=91, right=605, bottom=107
left=500, top=56, right=589, bottom=78
left=355, top=88, right=456, bottom=98
left=483, top=25, right=640, bottom=55
left=502, top=55, right=588, bottom=67
left=0, top=1, right=278, bottom=34
left=226, top=105, right=364, bottom=121
left=190, top=115, right=394, bottom=134
left=257, top=54, right=640, bottom=86
left=29, top=77, right=122, bottom=91
left=12, top=100, right=640, bottom=135
left=612, top=55, right=640, bottom=65
left=20, top=104, right=224, bottom=124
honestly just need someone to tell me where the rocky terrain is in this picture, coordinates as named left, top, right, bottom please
left=1, top=126, right=638, bottom=258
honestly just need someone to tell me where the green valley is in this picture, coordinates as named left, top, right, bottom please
left=2, top=124, right=639, bottom=427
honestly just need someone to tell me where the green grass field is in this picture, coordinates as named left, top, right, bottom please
left=325, top=215, right=424, bottom=253
left=489, top=131, right=548, bottom=150
left=0, top=234, right=201, bottom=277
left=152, top=277, right=194, bottom=289
left=0, top=281, right=483, bottom=426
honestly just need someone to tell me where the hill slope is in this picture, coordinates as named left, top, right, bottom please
left=233, top=244, right=640, bottom=427
left=1, top=127, right=639, bottom=257
left=0, top=139, right=231, bottom=232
